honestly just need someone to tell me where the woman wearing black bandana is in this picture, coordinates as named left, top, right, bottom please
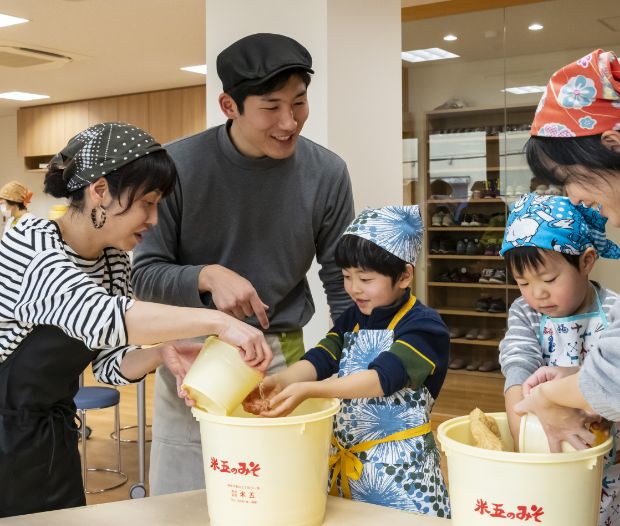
left=0, top=122, right=272, bottom=517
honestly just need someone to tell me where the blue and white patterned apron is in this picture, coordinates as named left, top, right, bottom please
left=328, top=299, right=450, bottom=518
left=538, top=288, right=620, bottom=526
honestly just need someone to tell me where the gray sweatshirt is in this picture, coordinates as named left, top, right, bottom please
left=499, top=284, right=618, bottom=393
left=131, top=123, right=355, bottom=331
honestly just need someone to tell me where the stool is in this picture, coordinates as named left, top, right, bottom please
left=74, top=386, right=128, bottom=494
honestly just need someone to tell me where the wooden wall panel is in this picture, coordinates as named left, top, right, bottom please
left=117, top=93, right=149, bottom=130
left=87, top=97, right=118, bottom=126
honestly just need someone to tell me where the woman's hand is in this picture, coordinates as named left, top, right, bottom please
left=515, top=385, right=598, bottom=452
left=522, top=366, right=580, bottom=396
left=158, top=340, right=203, bottom=407
left=215, top=312, right=273, bottom=371
left=242, top=375, right=281, bottom=415
left=259, top=382, right=315, bottom=418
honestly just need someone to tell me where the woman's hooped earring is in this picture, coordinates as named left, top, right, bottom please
left=90, top=205, right=107, bottom=229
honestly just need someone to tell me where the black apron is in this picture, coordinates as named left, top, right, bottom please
left=0, top=325, right=94, bottom=517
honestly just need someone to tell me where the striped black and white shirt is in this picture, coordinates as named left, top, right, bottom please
left=0, top=217, right=138, bottom=385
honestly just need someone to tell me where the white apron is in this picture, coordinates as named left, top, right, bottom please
left=538, top=288, right=620, bottom=526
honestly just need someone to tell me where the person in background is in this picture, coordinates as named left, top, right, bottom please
left=0, top=122, right=271, bottom=517
left=498, top=193, right=620, bottom=525
left=513, top=49, right=620, bottom=463
left=0, top=180, right=34, bottom=236
left=244, top=206, right=450, bottom=518
left=131, top=32, right=355, bottom=496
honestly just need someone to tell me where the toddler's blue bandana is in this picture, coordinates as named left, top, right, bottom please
left=343, top=205, right=423, bottom=265
left=500, top=193, right=620, bottom=259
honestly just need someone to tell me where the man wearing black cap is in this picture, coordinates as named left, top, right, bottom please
left=132, top=33, right=354, bottom=495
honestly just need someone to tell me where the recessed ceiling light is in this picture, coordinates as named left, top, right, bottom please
left=528, top=23, right=543, bottom=31
left=401, top=48, right=460, bottom=63
left=0, top=91, right=49, bottom=101
left=443, top=34, right=458, bottom=42
left=502, top=85, right=546, bottom=95
left=181, top=64, right=207, bottom=75
left=0, top=13, right=28, bottom=28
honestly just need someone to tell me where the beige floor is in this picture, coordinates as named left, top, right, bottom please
left=81, top=369, right=450, bottom=506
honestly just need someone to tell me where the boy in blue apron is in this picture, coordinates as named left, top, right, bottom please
left=245, top=205, right=451, bottom=517
left=499, top=192, right=620, bottom=526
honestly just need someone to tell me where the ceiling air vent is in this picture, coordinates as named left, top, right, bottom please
left=0, top=46, right=72, bottom=69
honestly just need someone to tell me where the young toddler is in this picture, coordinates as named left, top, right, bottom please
left=499, top=192, right=620, bottom=526
left=245, top=205, right=450, bottom=517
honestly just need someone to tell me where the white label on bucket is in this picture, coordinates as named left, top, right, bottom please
left=227, top=483, right=260, bottom=505
left=474, top=499, right=545, bottom=522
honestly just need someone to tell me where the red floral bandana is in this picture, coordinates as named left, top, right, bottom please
left=531, top=49, right=620, bottom=137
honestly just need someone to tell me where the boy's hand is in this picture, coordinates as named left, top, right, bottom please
left=260, top=382, right=315, bottom=418
left=522, top=366, right=579, bottom=396
left=242, top=375, right=281, bottom=415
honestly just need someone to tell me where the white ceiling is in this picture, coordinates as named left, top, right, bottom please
left=0, top=0, right=206, bottom=116
left=1, top=1, right=619, bottom=118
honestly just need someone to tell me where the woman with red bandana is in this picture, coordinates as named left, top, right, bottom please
left=515, top=49, right=620, bottom=525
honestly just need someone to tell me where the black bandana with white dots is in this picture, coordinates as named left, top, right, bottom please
left=51, top=122, right=164, bottom=192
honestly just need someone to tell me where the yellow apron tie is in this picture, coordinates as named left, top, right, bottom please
left=328, top=421, right=431, bottom=499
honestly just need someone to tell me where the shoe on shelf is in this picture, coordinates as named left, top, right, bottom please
left=431, top=210, right=445, bottom=226
left=488, top=298, right=506, bottom=313
left=442, top=213, right=456, bottom=227
left=475, top=298, right=490, bottom=311
left=493, top=244, right=501, bottom=256
left=438, top=238, right=455, bottom=254
left=437, top=270, right=452, bottom=282
left=488, top=214, right=506, bottom=227
left=456, top=239, right=467, bottom=255
left=430, top=238, right=440, bottom=254
left=476, top=328, right=493, bottom=340
left=448, top=357, right=467, bottom=370
left=460, top=214, right=472, bottom=226
left=454, top=267, right=471, bottom=283
left=478, top=360, right=500, bottom=372
left=466, top=238, right=479, bottom=256
left=465, top=328, right=479, bottom=339
left=483, top=240, right=497, bottom=256
left=449, top=326, right=466, bottom=338
left=466, top=360, right=482, bottom=371
left=479, top=268, right=495, bottom=284
left=488, top=269, right=506, bottom=284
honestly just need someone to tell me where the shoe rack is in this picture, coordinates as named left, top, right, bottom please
left=422, top=104, right=536, bottom=422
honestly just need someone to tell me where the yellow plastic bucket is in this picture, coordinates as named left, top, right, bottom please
left=192, top=397, right=340, bottom=526
left=438, top=412, right=612, bottom=526
left=182, top=336, right=263, bottom=415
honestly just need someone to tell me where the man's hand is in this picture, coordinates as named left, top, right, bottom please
left=522, top=366, right=580, bottom=396
left=199, top=265, right=270, bottom=329
left=215, top=311, right=273, bottom=371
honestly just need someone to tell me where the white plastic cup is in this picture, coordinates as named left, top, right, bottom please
left=181, top=336, right=263, bottom=415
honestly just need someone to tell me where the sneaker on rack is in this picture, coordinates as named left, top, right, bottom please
left=431, top=210, right=445, bottom=226
left=479, top=268, right=495, bottom=284
left=456, top=239, right=467, bottom=255
left=430, top=238, right=440, bottom=254
left=484, top=241, right=496, bottom=256
left=442, top=213, right=456, bottom=226
left=488, top=269, right=506, bottom=284
left=488, top=214, right=506, bottom=227
left=449, top=326, right=466, bottom=338
left=475, top=298, right=491, bottom=311
left=488, top=297, right=506, bottom=313
left=464, top=328, right=479, bottom=340
left=460, top=214, right=472, bottom=226
left=438, top=238, right=455, bottom=254
left=468, top=214, right=482, bottom=227
left=476, top=328, right=493, bottom=340
left=466, top=238, right=479, bottom=256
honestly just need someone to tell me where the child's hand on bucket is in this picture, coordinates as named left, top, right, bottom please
left=259, top=382, right=314, bottom=418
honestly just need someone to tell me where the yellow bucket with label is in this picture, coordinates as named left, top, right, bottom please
left=438, top=412, right=612, bottom=526
left=192, top=397, right=339, bottom=526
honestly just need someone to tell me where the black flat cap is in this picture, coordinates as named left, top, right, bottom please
left=216, top=33, right=314, bottom=93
